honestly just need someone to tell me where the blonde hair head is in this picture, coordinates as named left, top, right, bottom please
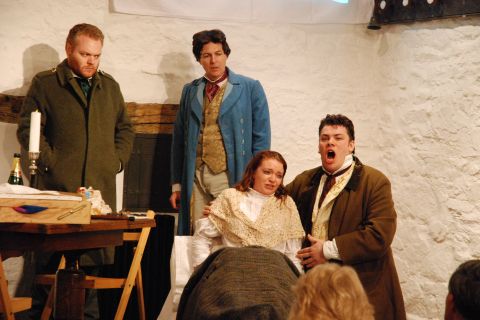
left=288, top=263, right=374, bottom=320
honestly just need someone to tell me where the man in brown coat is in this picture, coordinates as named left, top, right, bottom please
left=287, top=114, right=406, bottom=320
left=17, top=23, right=134, bottom=319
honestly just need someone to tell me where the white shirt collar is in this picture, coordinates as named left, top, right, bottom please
left=248, top=187, right=274, bottom=198
left=203, top=75, right=228, bottom=87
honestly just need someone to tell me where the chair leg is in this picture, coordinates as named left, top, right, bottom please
left=135, top=267, right=146, bottom=320
left=114, top=217, right=152, bottom=320
left=40, top=286, right=54, bottom=320
left=40, top=255, right=66, bottom=320
left=0, top=254, right=15, bottom=320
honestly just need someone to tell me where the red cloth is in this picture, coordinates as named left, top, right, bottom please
left=205, top=72, right=228, bottom=102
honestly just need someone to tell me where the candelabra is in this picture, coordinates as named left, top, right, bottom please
left=29, top=151, right=40, bottom=188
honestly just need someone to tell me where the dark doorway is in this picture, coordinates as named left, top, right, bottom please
left=123, top=133, right=175, bottom=213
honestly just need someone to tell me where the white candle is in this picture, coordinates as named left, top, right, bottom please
left=29, top=110, right=41, bottom=153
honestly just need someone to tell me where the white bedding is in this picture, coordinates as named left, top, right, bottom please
left=157, top=236, right=193, bottom=320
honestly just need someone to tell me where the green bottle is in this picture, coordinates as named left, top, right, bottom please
left=8, top=153, right=24, bottom=185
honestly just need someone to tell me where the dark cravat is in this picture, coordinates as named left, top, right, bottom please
left=76, top=78, right=91, bottom=97
left=302, top=165, right=352, bottom=255
left=318, top=166, right=351, bottom=208
left=205, top=72, right=228, bottom=102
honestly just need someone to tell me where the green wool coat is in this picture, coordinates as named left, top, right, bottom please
left=286, top=157, right=406, bottom=320
left=17, top=59, right=134, bottom=265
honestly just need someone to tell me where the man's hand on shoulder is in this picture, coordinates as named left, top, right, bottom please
left=202, top=201, right=215, bottom=217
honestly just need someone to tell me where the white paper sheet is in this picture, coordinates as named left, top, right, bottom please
left=0, top=183, right=82, bottom=201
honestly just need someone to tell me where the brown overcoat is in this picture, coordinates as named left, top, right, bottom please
left=17, top=60, right=134, bottom=264
left=286, top=158, right=406, bottom=320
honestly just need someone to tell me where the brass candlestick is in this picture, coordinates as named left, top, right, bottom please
left=28, top=151, right=40, bottom=188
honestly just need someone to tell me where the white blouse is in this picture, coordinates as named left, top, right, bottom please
left=192, top=188, right=303, bottom=272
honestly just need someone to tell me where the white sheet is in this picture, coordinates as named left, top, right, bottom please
left=112, top=0, right=373, bottom=24
left=158, top=236, right=193, bottom=320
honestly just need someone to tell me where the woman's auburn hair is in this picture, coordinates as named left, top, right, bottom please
left=235, top=150, right=288, bottom=201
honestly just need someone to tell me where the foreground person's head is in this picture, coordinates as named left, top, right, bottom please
left=445, top=260, right=480, bottom=320
left=289, top=263, right=374, bottom=320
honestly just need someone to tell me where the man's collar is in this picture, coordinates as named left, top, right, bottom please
left=322, top=154, right=354, bottom=175
left=71, top=72, right=93, bottom=86
left=72, top=72, right=93, bottom=81
left=203, top=69, right=228, bottom=84
left=317, top=155, right=363, bottom=191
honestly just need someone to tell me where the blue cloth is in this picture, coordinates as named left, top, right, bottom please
left=171, top=68, right=271, bottom=235
left=13, top=205, right=48, bottom=214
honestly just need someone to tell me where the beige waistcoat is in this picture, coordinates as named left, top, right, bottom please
left=196, top=84, right=227, bottom=173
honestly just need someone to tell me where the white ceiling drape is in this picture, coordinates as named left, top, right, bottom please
left=111, top=0, right=374, bottom=24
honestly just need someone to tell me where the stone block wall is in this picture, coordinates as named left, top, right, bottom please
left=1, top=1, right=479, bottom=318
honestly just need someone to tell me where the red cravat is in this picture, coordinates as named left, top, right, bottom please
left=205, top=72, right=228, bottom=102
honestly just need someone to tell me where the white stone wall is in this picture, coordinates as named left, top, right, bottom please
left=1, top=1, right=479, bottom=319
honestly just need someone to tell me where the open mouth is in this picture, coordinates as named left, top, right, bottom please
left=327, top=150, right=336, bottom=159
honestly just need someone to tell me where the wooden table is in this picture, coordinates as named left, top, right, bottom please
left=0, top=217, right=156, bottom=320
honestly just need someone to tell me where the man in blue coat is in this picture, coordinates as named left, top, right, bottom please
left=170, top=29, right=270, bottom=235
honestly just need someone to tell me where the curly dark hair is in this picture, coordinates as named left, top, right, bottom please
left=66, top=23, right=104, bottom=46
left=318, top=114, right=355, bottom=141
left=448, top=260, right=480, bottom=320
left=192, top=29, right=231, bottom=61
left=235, top=150, right=287, bottom=200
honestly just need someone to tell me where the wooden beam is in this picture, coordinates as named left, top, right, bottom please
left=0, top=94, right=23, bottom=124
left=0, top=94, right=178, bottom=134
left=126, top=102, right=178, bottom=134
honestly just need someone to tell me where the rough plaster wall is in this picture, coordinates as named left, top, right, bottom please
left=1, top=1, right=480, bottom=319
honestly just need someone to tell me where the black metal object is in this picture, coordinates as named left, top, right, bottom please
left=373, top=0, right=480, bottom=26
left=123, top=133, right=174, bottom=213
left=54, top=253, right=86, bottom=320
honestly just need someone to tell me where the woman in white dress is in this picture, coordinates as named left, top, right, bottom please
left=177, top=151, right=305, bottom=320
left=191, top=150, right=305, bottom=272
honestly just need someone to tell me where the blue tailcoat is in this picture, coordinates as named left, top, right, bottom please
left=170, top=69, right=271, bottom=234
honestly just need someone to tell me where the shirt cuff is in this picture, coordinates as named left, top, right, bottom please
left=323, top=239, right=342, bottom=261
left=172, top=183, right=181, bottom=193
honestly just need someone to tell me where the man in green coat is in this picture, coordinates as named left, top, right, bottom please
left=17, top=23, right=134, bottom=319
left=287, top=114, right=406, bottom=320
